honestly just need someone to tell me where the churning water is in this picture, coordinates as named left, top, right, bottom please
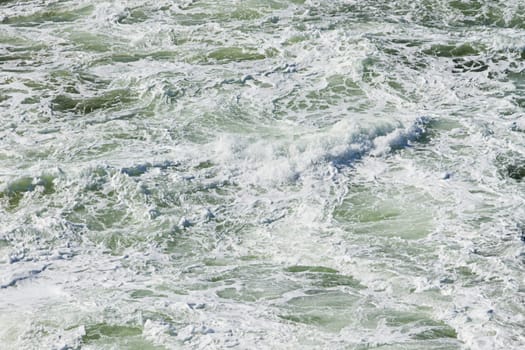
left=1, top=1, right=524, bottom=349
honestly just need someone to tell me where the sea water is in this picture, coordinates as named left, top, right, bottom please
left=0, top=1, right=524, bottom=349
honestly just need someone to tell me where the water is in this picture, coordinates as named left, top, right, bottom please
left=1, top=1, right=524, bottom=349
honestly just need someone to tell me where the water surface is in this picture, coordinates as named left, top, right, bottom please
left=1, top=1, right=524, bottom=349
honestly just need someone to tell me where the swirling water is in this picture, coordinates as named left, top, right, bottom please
left=1, top=1, right=524, bottom=349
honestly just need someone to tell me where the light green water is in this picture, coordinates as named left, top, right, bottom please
left=1, top=1, right=524, bottom=349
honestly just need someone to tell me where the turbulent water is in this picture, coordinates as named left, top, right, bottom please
left=1, top=0, right=524, bottom=349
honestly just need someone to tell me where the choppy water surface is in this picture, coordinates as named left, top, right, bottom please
left=1, top=0, right=524, bottom=349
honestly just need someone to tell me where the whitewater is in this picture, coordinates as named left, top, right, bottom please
left=1, top=0, right=524, bottom=349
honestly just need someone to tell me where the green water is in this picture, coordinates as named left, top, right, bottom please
left=1, top=0, right=524, bottom=349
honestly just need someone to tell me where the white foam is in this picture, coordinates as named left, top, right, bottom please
left=2, top=0, right=525, bottom=349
